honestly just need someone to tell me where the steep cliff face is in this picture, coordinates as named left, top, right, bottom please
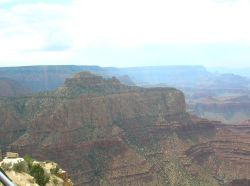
left=190, top=101, right=250, bottom=124
left=0, top=78, right=32, bottom=149
left=187, top=91, right=250, bottom=124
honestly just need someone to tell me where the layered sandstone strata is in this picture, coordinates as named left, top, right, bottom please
left=186, top=124, right=250, bottom=184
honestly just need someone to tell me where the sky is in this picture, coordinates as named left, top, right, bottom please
left=0, top=0, right=250, bottom=67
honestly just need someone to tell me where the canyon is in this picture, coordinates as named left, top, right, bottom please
left=0, top=70, right=250, bottom=185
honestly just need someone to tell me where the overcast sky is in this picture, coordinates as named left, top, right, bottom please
left=0, top=0, right=250, bottom=67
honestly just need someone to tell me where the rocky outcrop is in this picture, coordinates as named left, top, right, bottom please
left=0, top=152, right=73, bottom=186
left=57, top=71, right=133, bottom=97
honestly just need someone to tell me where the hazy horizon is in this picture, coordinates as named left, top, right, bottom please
left=1, top=64, right=250, bottom=69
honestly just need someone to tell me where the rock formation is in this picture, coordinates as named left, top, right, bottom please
left=188, top=95, right=250, bottom=124
left=0, top=71, right=249, bottom=186
left=0, top=152, right=73, bottom=186
left=186, top=122, right=250, bottom=184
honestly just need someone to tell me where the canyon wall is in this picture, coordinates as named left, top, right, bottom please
left=0, top=72, right=249, bottom=185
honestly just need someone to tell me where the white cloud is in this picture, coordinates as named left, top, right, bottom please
left=0, top=0, right=250, bottom=66
left=0, top=3, right=71, bottom=52
left=67, top=0, right=250, bottom=47
left=0, top=0, right=10, bottom=3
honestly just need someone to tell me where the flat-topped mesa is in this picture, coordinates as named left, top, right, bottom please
left=12, top=83, right=188, bottom=147
left=59, top=71, right=131, bottom=96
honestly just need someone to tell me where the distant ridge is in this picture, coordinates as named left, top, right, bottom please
left=0, top=65, right=210, bottom=92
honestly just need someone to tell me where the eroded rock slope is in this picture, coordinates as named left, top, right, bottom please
left=0, top=71, right=248, bottom=186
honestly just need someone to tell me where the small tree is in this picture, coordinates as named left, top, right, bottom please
left=24, top=155, right=33, bottom=170
left=29, top=164, right=49, bottom=186
left=13, top=161, right=28, bottom=173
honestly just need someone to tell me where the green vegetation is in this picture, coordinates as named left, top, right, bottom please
left=23, top=155, right=49, bottom=186
left=52, top=177, right=59, bottom=184
left=13, top=161, right=28, bottom=173
left=50, top=165, right=60, bottom=175
left=29, top=164, right=49, bottom=186
left=24, top=154, right=33, bottom=170
left=147, top=154, right=218, bottom=186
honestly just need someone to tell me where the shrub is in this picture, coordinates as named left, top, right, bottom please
left=23, top=155, right=50, bottom=186
left=23, top=155, right=33, bottom=170
left=13, top=161, right=28, bottom=173
left=29, top=164, right=49, bottom=186
left=52, top=177, right=58, bottom=185
left=24, top=155, right=33, bottom=163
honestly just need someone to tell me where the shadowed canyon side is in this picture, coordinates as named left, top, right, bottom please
left=0, top=78, right=31, bottom=97
left=0, top=71, right=249, bottom=186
